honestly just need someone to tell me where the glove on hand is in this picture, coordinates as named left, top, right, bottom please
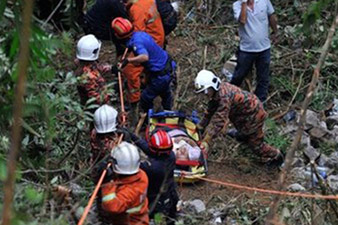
left=92, top=161, right=113, bottom=184
left=117, top=127, right=140, bottom=143
left=119, top=58, right=129, bottom=69
left=111, top=65, right=120, bottom=75
left=116, top=127, right=132, bottom=142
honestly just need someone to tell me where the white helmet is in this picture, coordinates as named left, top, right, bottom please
left=94, top=104, right=118, bottom=133
left=111, top=142, right=140, bottom=175
left=76, top=34, right=101, bottom=61
left=194, top=70, right=221, bottom=94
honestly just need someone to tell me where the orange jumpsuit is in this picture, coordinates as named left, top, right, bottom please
left=99, top=169, right=149, bottom=225
left=76, top=64, right=109, bottom=107
left=123, top=0, right=165, bottom=103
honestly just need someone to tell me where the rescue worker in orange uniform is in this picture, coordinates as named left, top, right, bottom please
left=75, top=34, right=110, bottom=110
left=195, top=70, right=283, bottom=166
left=120, top=0, right=165, bottom=126
left=96, top=141, right=149, bottom=225
left=90, top=104, right=119, bottom=163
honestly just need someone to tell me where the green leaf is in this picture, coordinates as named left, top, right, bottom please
left=0, top=0, right=7, bottom=21
left=9, top=31, right=19, bottom=58
left=24, top=186, right=44, bottom=204
left=0, top=159, right=7, bottom=181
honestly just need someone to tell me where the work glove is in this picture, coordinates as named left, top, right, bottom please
left=119, top=58, right=129, bottom=69
left=119, top=127, right=141, bottom=143
left=92, top=160, right=114, bottom=184
left=111, top=58, right=129, bottom=75
left=111, top=65, right=120, bottom=75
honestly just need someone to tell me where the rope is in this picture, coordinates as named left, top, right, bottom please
left=77, top=48, right=129, bottom=225
left=197, top=177, right=338, bottom=200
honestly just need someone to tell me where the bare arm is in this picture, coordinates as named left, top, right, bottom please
left=239, top=1, right=247, bottom=25
left=127, top=54, right=149, bottom=65
left=269, top=14, right=278, bottom=34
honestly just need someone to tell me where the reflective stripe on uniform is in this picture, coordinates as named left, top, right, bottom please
left=102, top=193, right=116, bottom=202
left=126, top=203, right=144, bottom=214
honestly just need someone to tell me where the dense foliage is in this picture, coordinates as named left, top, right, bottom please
left=0, top=0, right=337, bottom=224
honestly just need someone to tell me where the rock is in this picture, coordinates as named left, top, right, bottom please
left=304, top=146, right=320, bottom=160
left=327, top=175, right=338, bottom=192
left=305, top=110, right=321, bottom=130
left=331, top=126, right=338, bottom=143
left=292, top=158, right=304, bottom=168
left=327, top=152, right=338, bottom=169
left=70, top=183, right=84, bottom=195
left=287, top=183, right=306, bottom=192
left=300, top=132, right=311, bottom=147
left=326, top=115, right=338, bottom=130
left=291, top=167, right=307, bottom=181
left=318, top=154, right=329, bottom=167
left=309, top=126, right=328, bottom=139
left=188, top=199, right=206, bottom=213
left=281, top=123, right=298, bottom=134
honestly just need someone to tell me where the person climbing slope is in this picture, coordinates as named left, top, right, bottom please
left=95, top=141, right=149, bottom=225
left=195, top=70, right=283, bottom=166
left=111, top=17, right=176, bottom=115
left=119, top=0, right=165, bottom=126
left=90, top=104, right=119, bottom=163
left=75, top=34, right=110, bottom=110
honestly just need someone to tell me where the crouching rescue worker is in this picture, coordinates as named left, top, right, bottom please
left=75, top=35, right=109, bottom=109
left=111, top=17, right=176, bottom=115
left=121, top=128, right=178, bottom=225
left=195, top=70, right=283, bottom=166
left=90, top=104, right=119, bottom=163
left=96, top=141, right=149, bottom=225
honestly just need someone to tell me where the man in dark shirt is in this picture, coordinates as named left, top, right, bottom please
left=81, top=0, right=128, bottom=55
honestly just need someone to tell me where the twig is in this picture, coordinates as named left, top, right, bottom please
left=56, top=129, right=80, bottom=166
left=203, top=45, right=207, bottom=69
left=288, top=72, right=304, bottom=108
left=2, top=0, right=34, bottom=224
left=42, top=0, right=64, bottom=27
left=265, top=11, right=338, bottom=225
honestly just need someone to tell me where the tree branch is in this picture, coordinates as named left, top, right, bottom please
left=265, top=11, right=338, bottom=225
left=1, top=0, right=34, bottom=224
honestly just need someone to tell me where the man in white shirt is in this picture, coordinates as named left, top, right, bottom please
left=232, top=0, right=278, bottom=103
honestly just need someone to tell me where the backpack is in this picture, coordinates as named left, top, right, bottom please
left=156, top=0, right=178, bottom=35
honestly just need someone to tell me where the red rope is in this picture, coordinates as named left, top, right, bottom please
left=198, top=177, right=338, bottom=200
left=77, top=48, right=129, bottom=225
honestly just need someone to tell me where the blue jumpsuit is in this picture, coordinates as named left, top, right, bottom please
left=127, top=31, right=176, bottom=113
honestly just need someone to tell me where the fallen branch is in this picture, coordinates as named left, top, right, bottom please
left=265, top=11, right=338, bottom=225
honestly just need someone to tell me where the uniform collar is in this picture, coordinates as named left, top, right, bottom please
left=114, top=170, right=143, bottom=184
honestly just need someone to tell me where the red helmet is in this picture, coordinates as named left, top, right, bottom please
left=111, top=17, right=134, bottom=39
left=148, top=129, right=173, bottom=155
